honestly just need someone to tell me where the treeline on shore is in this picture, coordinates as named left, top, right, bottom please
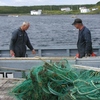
left=0, top=1, right=100, bottom=14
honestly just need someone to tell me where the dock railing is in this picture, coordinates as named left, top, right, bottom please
left=0, top=45, right=100, bottom=57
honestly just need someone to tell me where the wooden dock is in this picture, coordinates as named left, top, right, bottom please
left=0, top=78, right=24, bottom=100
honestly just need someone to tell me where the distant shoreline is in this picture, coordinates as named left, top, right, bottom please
left=0, top=14, right=100, bottom=18
left=0, top=13, right=100, bottom=16
left=0, top=2, right=100, bottom=15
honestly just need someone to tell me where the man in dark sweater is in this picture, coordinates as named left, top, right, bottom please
left=72, top=18, right=93, bottom=58
left=10, top=22, right=36, bottom=57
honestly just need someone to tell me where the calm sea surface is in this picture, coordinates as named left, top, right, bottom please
left=0, top=14, right=100, bottom=48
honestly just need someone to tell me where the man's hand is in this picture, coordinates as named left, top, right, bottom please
left=10, top=50, right=15, bottom=57
left=32, top=49, right=36, bottom=54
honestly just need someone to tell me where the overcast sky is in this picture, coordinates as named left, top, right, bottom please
left=0, top=0, right=99, bottom=6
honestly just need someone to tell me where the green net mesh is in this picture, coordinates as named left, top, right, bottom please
left=11, top=59, right=100, bottom=100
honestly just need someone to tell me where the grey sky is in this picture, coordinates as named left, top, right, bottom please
left=0, top=0, right=99, bottom=6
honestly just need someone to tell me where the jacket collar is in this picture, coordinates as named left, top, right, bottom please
left=79, top=26, right=85, bottom=33
left=18, top=28, right=25, bottom=33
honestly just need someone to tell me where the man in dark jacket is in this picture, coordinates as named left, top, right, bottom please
left=72, top=18, right=93, bottom=58
left=10, top=22, right=36, bottom=57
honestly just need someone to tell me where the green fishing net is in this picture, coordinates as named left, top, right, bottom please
left=11, top=59, right=100, bottom=100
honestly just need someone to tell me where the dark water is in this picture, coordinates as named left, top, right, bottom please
left=0, top=14, right=100, bottom=48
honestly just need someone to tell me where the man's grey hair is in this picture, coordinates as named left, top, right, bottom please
left=22, top=22, right=30, bottom=26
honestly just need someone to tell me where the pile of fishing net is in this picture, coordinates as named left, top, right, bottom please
left=11, top=59, right=100, bottom=100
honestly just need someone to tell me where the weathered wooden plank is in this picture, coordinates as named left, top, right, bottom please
left=74, top=65, right=100, bottom=72
left=0, top=67, right=27, bottom=72
left=0, top=78, right=24, bottom=100
left=0, top=80, right=7, bottom=87
left=0, top=57, right=75, bottom=60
